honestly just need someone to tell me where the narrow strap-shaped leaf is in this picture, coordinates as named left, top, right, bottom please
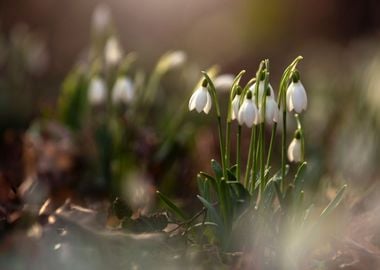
left=156, top=191, right=187, bottom=221
left=320, top=185, right=347, bottom=218
left=197, top=195, right=224, bottom=236
left=211, top=159, right=223, bottom=180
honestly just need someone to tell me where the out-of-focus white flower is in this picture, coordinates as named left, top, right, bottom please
left=112, top=76, right=134, bottom=104
left=88, top=76, right=107, bottom=105
left=231, top=93, right=241, bottom=120
left=92, top=3, right=111, bottom=33
left=104, top=37, right=123, bottom=66
left=249, top=80, right=274, bottom=101
left=157, top=50, right=187, bottom=73
left=287, top=136, right=302, bottom=162
left=258, top=96, right=279, bottom=124
left=238, top=92, right=259, bottom=128
left=188, top=84, right=212, bottom=114
left=286, top=80, right=307, bottom=113
left=214, top=74, right=234, bottom=92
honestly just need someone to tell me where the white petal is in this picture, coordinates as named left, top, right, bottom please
left=89, top=77, right=106, bottom=105
left=231, top=95, right=240, bottom=120
left=195, top=87, right=207, bottom=113
left=104, top=37, right=122, bottom=66
left=238, top=102, right=247, bottom=126
left=287, top=138, right=301, bottom=162
left=244, top=101, right=256, bottom=127
left=286, top=84, right=294, bottom=112
left=188, top=91, right=197, bottom=111
left=292, top=82, right=307, bottom=113
left=203, top=91, right=212, bottom=114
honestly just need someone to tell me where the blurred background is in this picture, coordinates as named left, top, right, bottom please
left=2, top=0, right=380, bottom=269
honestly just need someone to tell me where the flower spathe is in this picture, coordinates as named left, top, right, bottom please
left=112, top=76, right=134, bottom=104
left=286, top=81, right=307, bottom=113
left=88, top=76, right=107, bottom=105
left=238, top=95, right=259, bottom=128
left=287, top=137, right=302, bottom=162
left=188, top=86, right=212, bottom=114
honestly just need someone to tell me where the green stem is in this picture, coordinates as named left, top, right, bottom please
left=281, top=109, right=287, bottom=192
left=237, top=125, right=242, bottom=182
left=225, top=120, right=231, bottom=172
left=245, top=127, right=256, bottom=188
left=202, top=71, right=227, bottom=178
left=266, top=122, right=277, bottom=169
left=259, top=122, right=265, bottom=194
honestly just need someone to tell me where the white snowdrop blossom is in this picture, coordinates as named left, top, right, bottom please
left=214, top=74, right=234, bottom=92
left=238, top=94, right=259, bottom=128
left=112, top=77, right=134, bottom=105
left=104, top=37, right=122, bottom=66
left=158, top=51, right=187, bottom=72
left=92, top=3, right=111, bottom=33
left=249, top=81, right=275, bottom=101
left=286, top=80, right=307, bottom=113
left=88, top=76, right=107, bottom=105
left=258, top=96, right=279, bottom=124
left=287, top=137, right=302, bottom=162
left=188, top=86, right=212, bottom=114
left=231, top=93, right=241, bottom=120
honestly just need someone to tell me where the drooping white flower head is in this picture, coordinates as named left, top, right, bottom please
left=286, top=72, right=307, bottom=113
left=104, top=37, right=123, bottom=66
left=238, top=91, right=259, bottom=128
left=92, top=3, right=111, bottom=33
left=112, top=76, right=134, bottom=105
left=287, top=132, right=302, bottom=162
left=157, top=51, right=187, bottom=73
left=188, top=80, right=212, bottom=114
left=258, top=95, right=279, bottom=124
left=249, top=80, right=275, bottom=102
left=88, top=76, right=107, bottom=105
left=231, top=86, right=243, bottom=120
left=214, top=74, right=235, bottom=92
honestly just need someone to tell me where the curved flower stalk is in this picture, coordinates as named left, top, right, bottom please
left=286, top=71, right=307, bottom=113
left=288, top=130, right=302, bottom=162
left=112, top=76, right=135, bottom=105
left=88, top=76, right=107, bottom=105
left=238, top=91, right=259, bottom=128
left=188, top=80, right=212, bottom=114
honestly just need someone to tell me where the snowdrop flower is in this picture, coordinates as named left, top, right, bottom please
left=214, top=74, right=234, bottom=92
left=92, top=3, right=111, bottom=33
left=157, top=51, right=187, bottom=73
left=287, top=131, right=302, bottom=162
left=112, top=76, right=134, bottom=105
left=231, top=86, right=242, bottom=120
left=188, top=80, right=212, bottom=114
left=258, top=95, right=279, bottom=124
left=238, top=91, right=259, bottom=128
left=88, top=76, right=107, bottom=105
left=286, top=72, right=307, bottom=113
left=104, top=37, right=122, bottom=66
left=249, top=80, right=274, bottom=101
